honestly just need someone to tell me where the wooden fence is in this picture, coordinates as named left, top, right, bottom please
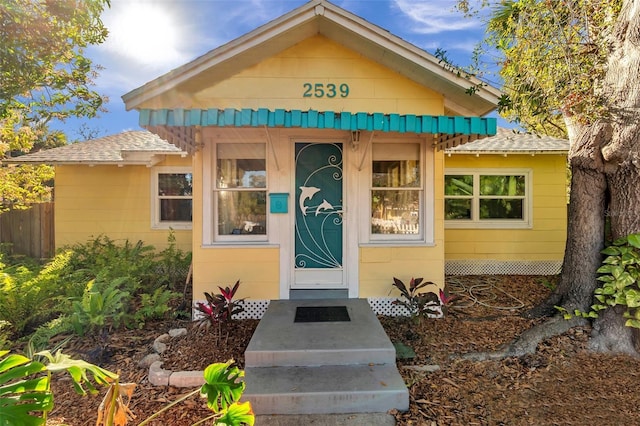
left=0, top=203, right=54, bottom=259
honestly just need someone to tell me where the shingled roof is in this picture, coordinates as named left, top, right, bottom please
left=5, top=131, right=188, bottom=166
left=445, top=128, right=568, bottom=154
left=4, top=127, right=568, bottom=166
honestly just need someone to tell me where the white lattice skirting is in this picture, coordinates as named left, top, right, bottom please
left=445, top=260, right=562, bottom=276
left=193, top=298, right=437, bottom=320
left=193, top=300, right=270, bottom=320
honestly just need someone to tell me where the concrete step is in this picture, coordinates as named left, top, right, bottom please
left=244, top=364, right=409, bottom=415
left=245, top=299, right=396, bottom=367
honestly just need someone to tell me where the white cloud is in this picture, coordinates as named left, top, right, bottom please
left=392, top=0, right=480, bottom=34
left=100, top=1, right=193, bottom=69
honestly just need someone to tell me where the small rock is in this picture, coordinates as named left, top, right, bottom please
left=138, top=353, right=161, bottom=369
left=155, top=333, right=170, bottom=343
left=153, top=337, right=168, bottom=354
left=169, top=328, right=187, bottom=338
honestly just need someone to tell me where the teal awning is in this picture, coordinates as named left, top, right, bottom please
left=139, top=108, right=496, bottom=153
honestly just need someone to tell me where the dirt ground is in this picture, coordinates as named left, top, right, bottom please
left=45, top=275, right=640, bottom=425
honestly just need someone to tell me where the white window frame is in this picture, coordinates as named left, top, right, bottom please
left=151, top=166, right=193, bottom=230
left=444, top=168, right=533, bottom=229
left=209, top=141, right=269, bottom=244
left=364, top=138, right=432, bottom=244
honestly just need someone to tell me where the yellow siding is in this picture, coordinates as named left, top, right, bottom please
left=190, top=146, right=279, bottom=300
left=359, top=150, right=446, bottom=297
left=443, top=154, right=567, bottom=261
left=54, top=159, right=192, bottom=252
left=193, top=248, right=280, bottom=300
left=141, top=35, right=444, bottom=116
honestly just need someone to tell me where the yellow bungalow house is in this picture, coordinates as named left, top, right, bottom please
left=10, top=0, right=568, bottom=318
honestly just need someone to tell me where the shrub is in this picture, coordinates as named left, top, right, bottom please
left=561, top=233, right=640, bottom=328
left=391, top=277, right=439, bottom=319
left=70, top=278, right=130, bottom=337
left=0, top=252, right=73, bottom=341
left=196, top=281, right=246, bottom=327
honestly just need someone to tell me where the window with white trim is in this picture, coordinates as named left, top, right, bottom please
left=214, top=143, right=267, bottom=241
left=445, top=169, right=532, bottom=228
left=152, top=167, right=192, bottom=229
left=370, top=142, right=423, bottom=240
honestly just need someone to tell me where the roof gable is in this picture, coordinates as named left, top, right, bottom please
left=122, top=0, right=500, bottom=117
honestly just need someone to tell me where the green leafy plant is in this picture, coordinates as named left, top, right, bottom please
left=0, top=252, right=73, bottom=342
left=391, top=277, right=440, bottom=318
left=70, top=278, right=130, bottom=336
left=133, top=287, right=181, bottom=327
left=559, top=233, right=640, bottom=327
left=138, top=359, right=254, bottom=426
left=155, top=230, right=193, bottom=293
left=0, top=349, right=117, bottom=425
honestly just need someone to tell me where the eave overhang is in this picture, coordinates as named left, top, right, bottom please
left=139, top=108, right=498, bottom=154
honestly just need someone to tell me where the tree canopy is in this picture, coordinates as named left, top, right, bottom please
left=461, top=0, right=640, bottom=356
left=0, top=0, right=110, bottom=209
left=483, top=0, right=622, bottom=138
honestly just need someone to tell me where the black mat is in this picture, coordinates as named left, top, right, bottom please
left=294, top=306, right=350, bottom=323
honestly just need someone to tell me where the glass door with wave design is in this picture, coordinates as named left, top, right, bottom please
left=293, top=142, right=345, bottom=288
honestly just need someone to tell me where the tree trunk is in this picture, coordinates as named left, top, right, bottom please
left=526, top=0, right=640, bottom=355
left=525, top=123, right=607, bottom=318
left=588, top=0, right=640, bottom=354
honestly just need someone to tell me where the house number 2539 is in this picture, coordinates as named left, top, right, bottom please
left=303, top=83, right=350, bottom=98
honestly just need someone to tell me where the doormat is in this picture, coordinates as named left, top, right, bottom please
left=294, top=306, right=350, bottom=323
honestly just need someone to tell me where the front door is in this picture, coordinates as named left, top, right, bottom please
left=293, top=142, right=345, bottom=288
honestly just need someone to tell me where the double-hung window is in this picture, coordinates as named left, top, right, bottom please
left=152, top=167, right=193, bottom=229
left=214, top=143, right=267, bottom=241
left=370, top=142, right=423, bottom=240
left=445, top=169, right=531, bottom=228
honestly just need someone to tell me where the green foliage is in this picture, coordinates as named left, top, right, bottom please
left=1, top=0, right=111, bottom=210
left=201, top=360, right=246, bottom=413
left=62, top=234, right=191, bottom=295
left=0, top=235, right=191, bottom=346
left=0, top=349, right=117, bottom=425
left=215, top=401, right=255, bottom=426
left=391, top=277, right=440, bottom=319
left=138, top=360, right=254, bottom=426
left=483, top=0, right=622, bottom=135
left=560, top=233, right=640, bottom=327
left=70, top=278, right=130, bottom=337
left=155, top=230, right=193, bottom=292
left=0, top=251, right=73, bottom=340
left=0, top=321, right=10, bottom=351
left=62, top=236, right=157, bottom=293
left=133, top=287, right=181, bottom=327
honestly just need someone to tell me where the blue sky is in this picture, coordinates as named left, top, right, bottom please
left=71, top=0, right=501, bottom=140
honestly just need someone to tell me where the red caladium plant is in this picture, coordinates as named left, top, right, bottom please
left=391, top=277, right=439, bottom=318
left=439, top=289, right=459, bottom=306
left=391, top=278, right=460, bottom=319
left=195, top=280, right=246, bottom=326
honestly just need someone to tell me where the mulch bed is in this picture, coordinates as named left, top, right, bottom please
left=41, top=275, right=640, bottom=425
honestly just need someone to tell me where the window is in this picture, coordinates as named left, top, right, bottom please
left=371, top=143, right=422, bottom=239
left=445, top=169, right=531, bottom=228
left=214, top=143, right=267, bottom=241
left=152, top=167, right=192, bottom=229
